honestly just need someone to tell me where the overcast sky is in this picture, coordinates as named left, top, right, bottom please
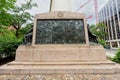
left=17, top=0, right=109, bottom=25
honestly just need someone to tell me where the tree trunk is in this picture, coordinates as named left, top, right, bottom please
left=16, top=29, right=19, bottom=38
left=12, top=25, right=20, bottom=38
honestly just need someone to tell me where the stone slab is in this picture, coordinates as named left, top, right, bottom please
left=0, top=62, right=120, bottom=75
left=15, top=44, right=106, bottom=62
left=0, top=61, right=120, bottom=79
left=8, top=61, right=115, bottom=66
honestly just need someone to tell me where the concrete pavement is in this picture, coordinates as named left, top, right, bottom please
left=106, top=49, right=118, bottom=58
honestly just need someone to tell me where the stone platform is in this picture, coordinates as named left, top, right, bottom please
left=0, top=60, right=120, bottom=74
left=0, top=44, right=120, bottom=79
left=0, top=61, right=120, bottom=80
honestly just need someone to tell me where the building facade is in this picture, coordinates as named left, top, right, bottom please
left=98, top=0, right=120, bottom=49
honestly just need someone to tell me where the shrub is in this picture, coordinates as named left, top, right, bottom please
left=0, top=29, right=22, bottom=58
left=98, top=39, right=106, bottom=47
left=112, top=49, right=120, bottom=64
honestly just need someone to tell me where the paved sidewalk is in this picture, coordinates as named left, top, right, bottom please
left=106, top=49, right=118, bottom=58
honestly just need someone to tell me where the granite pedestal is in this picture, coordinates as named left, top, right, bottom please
left=0, top=12, right=120, bottom=80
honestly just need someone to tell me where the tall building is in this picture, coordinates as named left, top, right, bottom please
left=98, top=0, right=120, bottom=49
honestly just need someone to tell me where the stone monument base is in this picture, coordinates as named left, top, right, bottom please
left=15, top=44, right=106, bottom=62
left=0, top=60, right=120, bottom=80
left=0, top=44, right=120, bottom=79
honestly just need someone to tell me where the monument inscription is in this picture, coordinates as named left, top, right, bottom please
left=35, top=19, right=85, bottom=44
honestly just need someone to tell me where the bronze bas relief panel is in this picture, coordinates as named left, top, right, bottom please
left=35, top=19, right=85, bottom=44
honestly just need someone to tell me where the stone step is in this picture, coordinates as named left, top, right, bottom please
left=1, top=64, right=120, bottom=75
left=8, top=61, right=115, bottom=66
left=0, top=61, right=119, bottom=75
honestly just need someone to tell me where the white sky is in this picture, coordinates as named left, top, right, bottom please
left=17, top=0, right=109, bottom=25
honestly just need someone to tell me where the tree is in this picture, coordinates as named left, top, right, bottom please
left=0, top=26, right=21, bottom=58
left=0, top=0, right=37, bottom=37
left=0, top=0, right=16, bottom=11
left=0, top=0, right=16, bottom=26
left=0, top=0, right=37, bottom=58
left=89, top=23, right=108, bottom=47
left=0, top=23, right=33, bottom=58
left=90, top=23, right=107, bottom=39
left=9, top=0, right=37, bottom=37
left=19, top=23, right=33, bottom=38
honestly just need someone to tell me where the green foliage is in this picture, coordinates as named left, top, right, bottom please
left=0, top=0, right=16, bottom=11
left=0, top=0, right=37, bottom=58
left=0, top=0, right=16, bottom=26
left=98, top=39, right=106, bottom=47
left=90, top=23, right=107, bottom=46
left=0, top=23, right=33, bottom=58
left=90, top=23, right=107, bottom=39
left=10, top=0, right=37, bottom=26
left=19, top=23, right=33, bottom=37
left=0, top=27, right=22, bottom=58
left=107, top=56, right=113, bottom=61
left=0, top=0, right=37, bottom=37
left=112, top=49, right=120, bottom=64
left=10, top=0, right=37, bottom=37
